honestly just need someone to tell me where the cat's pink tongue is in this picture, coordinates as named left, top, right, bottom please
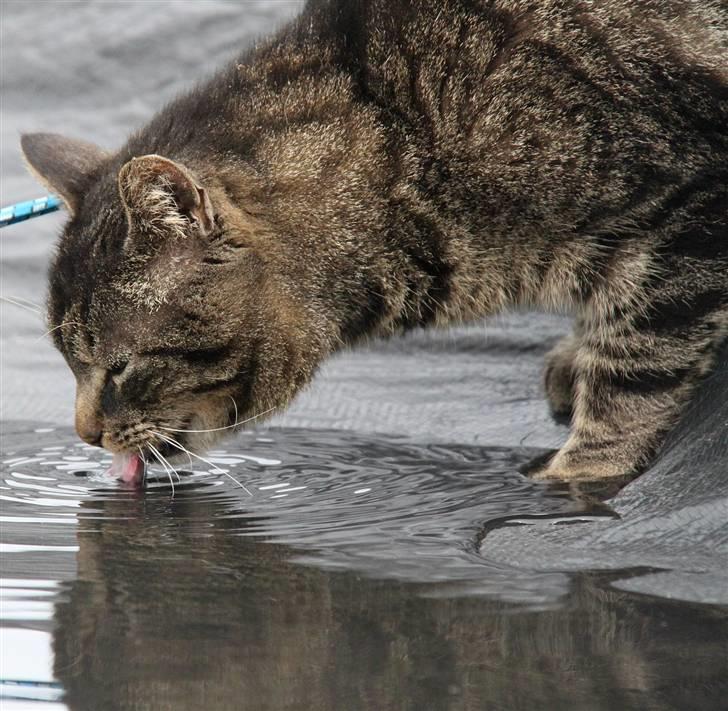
left=109, top=452, right=145, bottom=485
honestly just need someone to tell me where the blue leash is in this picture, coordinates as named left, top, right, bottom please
left=0, top=195, right=63, bottom=228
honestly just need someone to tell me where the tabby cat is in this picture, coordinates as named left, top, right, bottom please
left=21, top=0, right=728, bottom=483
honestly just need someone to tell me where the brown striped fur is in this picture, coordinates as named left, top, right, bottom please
left=21, top=0, right=728, bottom=481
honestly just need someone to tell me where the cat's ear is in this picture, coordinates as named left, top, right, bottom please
left=118, top=155, right=215, bottom=238
left=20, top=133, right=108, bottom=214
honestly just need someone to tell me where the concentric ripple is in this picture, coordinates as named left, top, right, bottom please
left=1, top=426, right=582, bottom=601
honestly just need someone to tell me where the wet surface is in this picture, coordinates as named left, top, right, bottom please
left=1, top=426, right=576, bottom=593
left=2, top=426, right=728, bottom=711
left=2, top=2, right=728, bottom=708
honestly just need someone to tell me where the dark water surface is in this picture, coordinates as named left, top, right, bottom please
left=2, top=425, right=727, bottom=711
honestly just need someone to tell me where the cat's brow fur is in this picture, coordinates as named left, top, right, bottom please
left=23, top=0, right=727, bottom=481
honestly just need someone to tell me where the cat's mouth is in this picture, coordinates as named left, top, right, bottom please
left=106, top=403, right=241, bottom=486
left=108, top=430, right=194, bottom=486
left=108, top=452, right=145, bottom=485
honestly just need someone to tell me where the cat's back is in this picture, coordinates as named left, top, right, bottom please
left=295, top=0, right=727, bottom=241
left=305, top=0, right=727, bottom=147
left=311, top=0, right=728, bottom=85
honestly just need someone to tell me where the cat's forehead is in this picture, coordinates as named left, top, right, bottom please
left=55, top=207, right=194, bottom=307
left=48, top=174, right=233, bottom=357
left=52, top=288, right=214, bottom=362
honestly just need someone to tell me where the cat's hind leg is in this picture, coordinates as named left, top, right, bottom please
left=534, top=279, right=727, bottom=482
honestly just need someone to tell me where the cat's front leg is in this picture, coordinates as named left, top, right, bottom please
left=533, top=312, right=725, bottom=482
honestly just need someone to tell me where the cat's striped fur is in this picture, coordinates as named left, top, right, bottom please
left=22, top=0, right=727, bottom=481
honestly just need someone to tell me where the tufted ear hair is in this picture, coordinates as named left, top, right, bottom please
left=21, top=133, right=109, bottom=214
left=118, top=155, right=215, bottom=238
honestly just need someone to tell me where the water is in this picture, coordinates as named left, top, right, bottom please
left=2, top=426, right=727, bottom=711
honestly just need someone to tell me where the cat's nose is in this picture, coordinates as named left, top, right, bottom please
left=75, top=370, right=107, bottom=447
left=76, top=417, right=103, bottom=447
left=75, top=397, right=104, bottom=446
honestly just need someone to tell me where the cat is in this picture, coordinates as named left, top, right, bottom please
left=21, top=0, right=728, bottom=483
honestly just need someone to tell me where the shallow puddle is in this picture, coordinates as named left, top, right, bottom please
left=1, top=426, right=726, bottom=710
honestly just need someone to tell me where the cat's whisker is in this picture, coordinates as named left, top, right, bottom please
left=159, top=406, right=276, bottom=434
left=161, top=447, right=182, bottom=486
left=0, top=298, right=82, bottom=342
left=35, top=320, right=83, bottom=342
left=154, top=431, right=221, bottom=488
left=162, top=435, right=195, bottom=471
left=154, top=430, right=253, bottom=496
left=228, top=395, right=239, bottom=430
left=0, top=295, right=42, bottom=316
left=0, top=294, right=43, bottom=310
left=147, top=443, right=173, bottom=489
left=152, top=430, right=253, bottom=496
left=147, top=442, right=178, bottom=496
left=147, top=444, right=174, bottom=494
left=156, top=449, right=179, bottom=494
left=137, top=446, right=148, bottom=487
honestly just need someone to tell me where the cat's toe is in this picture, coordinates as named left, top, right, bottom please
left=530, top=458, right=635, bottom=483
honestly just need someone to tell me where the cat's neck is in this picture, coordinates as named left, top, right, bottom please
left=201, top=44, right=457, bottom=345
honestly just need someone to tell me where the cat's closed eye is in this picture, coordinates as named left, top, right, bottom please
left=139, top=346, right=231, bottom=365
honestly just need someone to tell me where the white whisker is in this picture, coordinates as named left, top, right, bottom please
left=228, top=395, right=239, bottom=430
left=0, top=294, right=42, bottom=310
left=170, top=438, right=194, bottom=470
left=152, top=430, right=252, bottom=496
left=160, top=446, right=182, bottom=485
left=35, top=320, right=83, bottom=342
left=0, top=295, right=42, bottom=316
left=137, top=446, right=148, bottom=487
left=147, top=444, right=172, bottom=489
left=159, top=406, right=275, bottom=434
left=147, top=443, right=177, bottom=496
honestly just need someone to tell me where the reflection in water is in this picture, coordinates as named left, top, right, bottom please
left=55, top=492, right=728, bottom=711
left=2, top=428, right=727, bottom=710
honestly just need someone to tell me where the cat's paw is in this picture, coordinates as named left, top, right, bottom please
left=530, top=457, right=635, bottom=483
left=529, top=441, right=638, bottom=482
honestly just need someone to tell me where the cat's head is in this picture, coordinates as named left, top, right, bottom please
left=21, top=133, right=319, bottom=460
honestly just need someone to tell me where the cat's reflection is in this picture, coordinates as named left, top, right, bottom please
left=53, top=491, right=728, bottom=711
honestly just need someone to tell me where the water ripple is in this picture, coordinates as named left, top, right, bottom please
left=1, top=427, right=581, bottom=603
